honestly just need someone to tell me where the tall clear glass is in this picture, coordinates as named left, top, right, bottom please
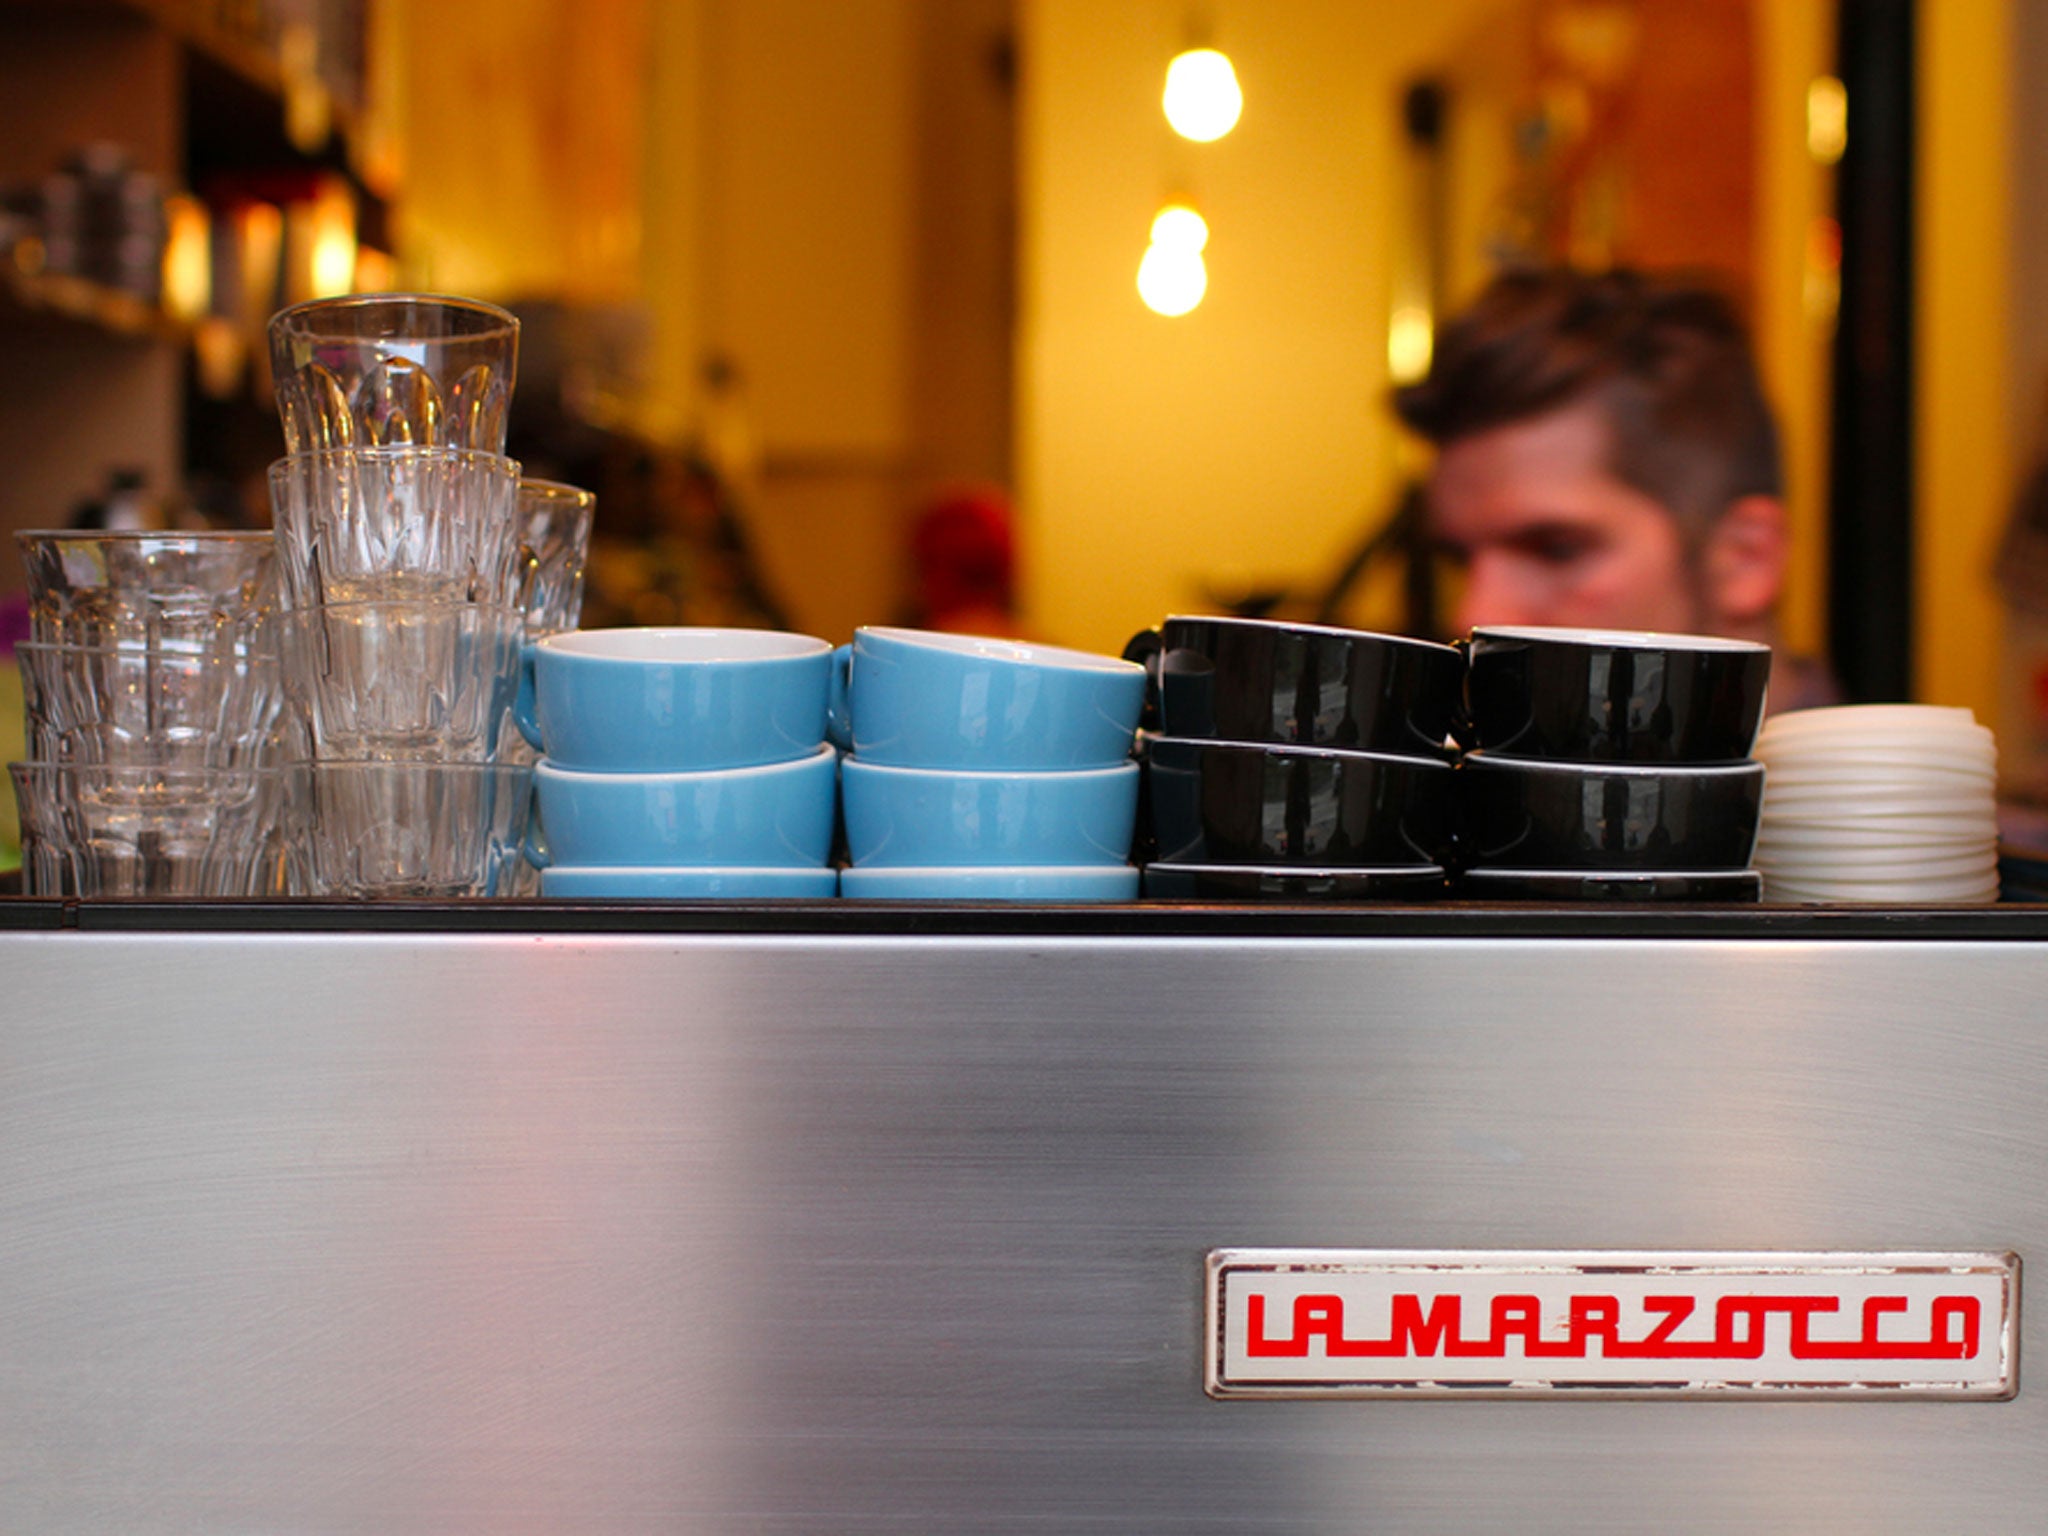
left=268, top=294, right=520, bottom=454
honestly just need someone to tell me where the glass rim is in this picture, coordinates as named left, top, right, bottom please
left=267, top=446, right=521, bottom=479
left=277, top=600, right=526, bottom=619
left=284, top=759, right=537, bottom=779
left=7, top=759, right=285, bottom=778
left=14, top=636, right=281, bottom=653
left=518, top=478, right=597, bottom=510
left=15, top=528, right=273, bottom=549
left=268, top=292, right=520, bottom=344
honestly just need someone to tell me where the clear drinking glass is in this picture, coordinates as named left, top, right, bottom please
left=9, top=761, right=289, bottom=897
left=268, top=293, right=520, bottom=454
left=267, top=446, right=523, bottom=609
left=17, top=530, right=278, bottom=649
left=515, top=479, right=596, bottom=637
left=279, top=601, right=525, bottom=762
left=11, top=761, right=75, bottom=895
left=496, top=480, right=595, bottom=898
left=17, top=637, right=286, bottom=770
left=288, top=760, right=534, bottom=898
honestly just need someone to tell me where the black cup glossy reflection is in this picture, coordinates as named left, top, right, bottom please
left=1457, top=751, right=1764, bottom=871
left=1123, top=616, right=1463, bottom=757
left=1463, top=626, right=1771, bottom=763
left=1144, top=736, right=1454, bottom=867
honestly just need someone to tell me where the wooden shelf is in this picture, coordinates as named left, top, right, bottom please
left=0, top=263, right=190, bottom=345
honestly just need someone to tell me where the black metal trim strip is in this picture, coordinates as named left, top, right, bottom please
left=6, top=895, right=2048, bottom=941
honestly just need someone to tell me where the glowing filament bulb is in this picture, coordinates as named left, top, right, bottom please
left=1150, top=204, right=1210, bottom=253
left=1138, top=241, right=1207, bottom=316
left=1163, top=48, right=1243, bottom=142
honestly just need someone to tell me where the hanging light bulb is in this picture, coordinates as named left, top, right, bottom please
left=1149, top=203, right=1210, bottom=253
left=1163, top=48, right=1243, bottom=142
left=1138, top=240, right=1207, bottom=316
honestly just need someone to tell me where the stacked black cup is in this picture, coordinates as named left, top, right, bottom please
left=1453, top=626, right=1772, bottom=901
left=1124, top=615, right=1465, bottom=900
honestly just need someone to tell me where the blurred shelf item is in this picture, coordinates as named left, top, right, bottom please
left=0, top=261, right=190, bottom=344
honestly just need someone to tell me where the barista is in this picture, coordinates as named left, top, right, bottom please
left=1394, top=266, right=1837, bottom=711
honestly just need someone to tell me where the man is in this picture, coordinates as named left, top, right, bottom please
left=1394, top=266, right=1835, bottom=708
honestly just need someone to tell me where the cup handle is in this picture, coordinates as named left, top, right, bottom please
left=513, top=640, right=544, bottom=751
left=1121, top=627, right=1163, bottom=732
left=522, top=797, right=552, bottom=871
left=1446, top=634, right=1475, bottom=751
left=825, top=643, right=854, bottom=751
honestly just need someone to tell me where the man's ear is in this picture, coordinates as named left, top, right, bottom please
left=1700, top=494, right=1787, bottom=633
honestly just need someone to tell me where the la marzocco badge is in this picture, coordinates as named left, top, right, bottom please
left=1206, top=1249, right=2018, bottom=1399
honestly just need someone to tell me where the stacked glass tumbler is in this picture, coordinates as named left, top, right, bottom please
left=265, top=294, right=542, bottom=898
left=496, top=478, right=597, bottom=895
left=11, top=529, right=293, bottom=896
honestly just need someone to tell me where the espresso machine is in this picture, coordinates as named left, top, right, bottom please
left=0, top=897, right=2040, bottom=1532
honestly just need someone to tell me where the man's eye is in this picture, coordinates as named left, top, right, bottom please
left=1519, top=530, right=1597, bottom=565
left=1430, top=543, right=1472, bottom=571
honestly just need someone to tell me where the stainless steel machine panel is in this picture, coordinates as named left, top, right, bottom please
left=0, top=926, right=2044, bottom=1531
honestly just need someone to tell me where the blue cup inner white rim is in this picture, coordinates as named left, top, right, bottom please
left=539, top=627, right=831, bottom=662
left=857, top=625, right=1141, bottom=674
left=535, top=742, right=836, bottom=784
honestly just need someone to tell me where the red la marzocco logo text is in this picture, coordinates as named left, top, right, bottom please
left=1244, top=1290, right=1983, bottom=1362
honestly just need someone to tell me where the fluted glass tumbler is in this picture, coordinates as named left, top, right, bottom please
left=267, top=446, right=523, bottom=609
left=18, top=637, right=286, bottom=770
left=289, top=760, right=534, bottom=898
left=514, top=479, right=596, bottom=637
left=17, top=530, right=278, bottom=650
left=280, top=602, right=524, bottom=762
left=9, top=762, right=290, bottom=897
left=268, top=293, right=520, bottom=454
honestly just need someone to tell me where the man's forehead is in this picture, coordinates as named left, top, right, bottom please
left=1425, top=403, right=1641, bottom=532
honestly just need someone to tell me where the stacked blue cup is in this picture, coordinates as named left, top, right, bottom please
left=831, top=627, right=1148, bottom=901
left=514, top=627, right=840, bottom=899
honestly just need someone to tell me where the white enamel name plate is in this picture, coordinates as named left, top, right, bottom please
left=1206, top=1249, right=2019, bottom=1399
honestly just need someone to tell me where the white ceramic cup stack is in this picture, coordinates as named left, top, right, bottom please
left=1752, top=705, right=1999, bottom=904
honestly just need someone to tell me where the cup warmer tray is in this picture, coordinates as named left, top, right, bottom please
left=2, top=897, right=2045, bottom=1532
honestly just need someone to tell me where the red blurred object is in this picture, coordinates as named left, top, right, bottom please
left=911, top=486, right=1016, bottom=634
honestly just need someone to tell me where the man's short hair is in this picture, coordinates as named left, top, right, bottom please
left=1393, top=267, right=1783, bottom=538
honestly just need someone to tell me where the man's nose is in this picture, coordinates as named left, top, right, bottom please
left=1451, top=554, right=1539, bottom=634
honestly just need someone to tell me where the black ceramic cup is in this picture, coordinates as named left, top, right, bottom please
left=1142, top=862, right=1449, bottom=901
left=1456, top=750, right=1765, bottom=871
left=1462, top=625, right=1772, bottom=763
left=1143, top=736, right=1455, bottom=867
left=1457, top=868, right=1761, bottom=902
left=1123, top=616, right=1464, bottom=758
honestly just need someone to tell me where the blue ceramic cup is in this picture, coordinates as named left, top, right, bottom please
left=516, top=626, right=833, bottom=772
left=540, top=865, right=839, bottom=899
left=840, top=756, right=1139, bottom=867
left=827, top=626, right=1145, bottom=769
left=839, top=864, right=1139, bottom=901
left=526, top=744, right=838, bottom=869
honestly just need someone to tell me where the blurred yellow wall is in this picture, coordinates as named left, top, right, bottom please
left=1916, top=0, right=2010, bottom=723
left=379, top=0, right=650, bottom=304
left=1753, top=0, right=1835, bottom=664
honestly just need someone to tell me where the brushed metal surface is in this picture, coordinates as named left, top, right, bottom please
left=0, top=930, right=2045, bottom=1531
